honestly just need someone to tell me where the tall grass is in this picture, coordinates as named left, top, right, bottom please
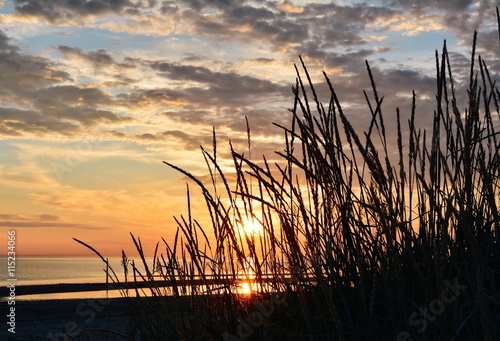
left=76, top=10, right=500, bottom=340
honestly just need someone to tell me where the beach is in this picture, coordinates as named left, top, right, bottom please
left=2, top=296, right=134, bottom=341
left=0, top=281, right=157, bottom=341
left=6, top=298, right=133, bottom=340
left=1, top=280, right=220, bottom=341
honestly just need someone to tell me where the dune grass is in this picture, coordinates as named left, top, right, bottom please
left=75, top=10, right=500, bottom=341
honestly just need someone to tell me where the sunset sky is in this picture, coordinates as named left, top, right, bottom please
left=0, top=0, right=498, bottom=256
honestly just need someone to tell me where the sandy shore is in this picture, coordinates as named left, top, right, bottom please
left=2, top=296, right=135, bottom=341
left=0, top=281, right=233, bottom=340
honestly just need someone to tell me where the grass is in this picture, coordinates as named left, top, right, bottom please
left=75, top=8, right=500, bottom=341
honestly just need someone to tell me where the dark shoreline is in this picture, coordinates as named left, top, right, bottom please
left=1, top=282, right=118, bottom=297
left=1, top=277, right=237, bottom=298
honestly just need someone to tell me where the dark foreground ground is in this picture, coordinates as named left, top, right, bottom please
left=1, top=296, right=136, bottom=341
left=0, top=280, right=202, bottom=340
left=1, top=279, right=225, bottom=341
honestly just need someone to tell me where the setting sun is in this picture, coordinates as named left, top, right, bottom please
left=238, top=216, right=263, bottom=237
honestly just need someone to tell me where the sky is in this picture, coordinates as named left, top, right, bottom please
left=0, top=0, right=498, bottom=257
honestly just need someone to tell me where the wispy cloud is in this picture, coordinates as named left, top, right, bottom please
left=0, top=213, right=107, bottom=229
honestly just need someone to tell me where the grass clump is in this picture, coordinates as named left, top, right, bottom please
left=76, top=9, right=500, bottom=341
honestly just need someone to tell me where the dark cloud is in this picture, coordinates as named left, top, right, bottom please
left=0, top=30, right=135, bottom=137
left=149, top=62, right=289, bottom=106
left=55, top=46, right=136, bottom=69
left=137, top=130, right=195, bottom=142
left=152, top=62, right=260, bottom=86
left=0, top=107, right=80, bottom=136
left=179, top=0, right=235, bottom=11
left=181, top=53, right=207, bottom=62
left=36, top=85, right=111, bottom=105
left=383, top=0, right=474, bottom=11
left=251, top=58, right=275, bottom=63
left=303, top=46, right=378, bottom=71
left=229, top=5, right=275, bottom=21
left=14, top=0, right=134, bottom=22
left=162, top=107, right=288, bottom=138
left=179, top=0, right=400, bottom=76
left=301, top=2, right=397, bottom=44
left=131, top=129, right=213, bottom=151
left=190, top=4, right=309, bottom=50
left=116, top=88, right=187, bottom=108
left=380, top=0, right=498, bottom=45
left=0, top=30, right=72, bottom=136
left=224, top=108, right=289, bottom=137
left=0, top=30, right=70, bottom=94
left=162, top=109, right=212, bottom=124
left=133, top=126, right=272, bottom=154
left=11, top=0, right=229, bottom=24
left=0, top=30, right=18, bottom=53
left=0, top=85, right=133, bottom=136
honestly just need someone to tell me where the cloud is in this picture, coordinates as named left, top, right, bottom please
left=277, top=1, right=304, bottom=14
left=116, top=88, right=190, bottom=108
left=189, top=4, right=309, bottom=51
left=370, top=35, right=388, bottom=42
left=13, top=0, right=134, bottom=23
left=0, top=107, right=80, bottom=137
left=0, top=30, right=17, bottom=51
left=178, top=0, right=235, bottom=11
left=383, top=0, right=474, bottom=11
left=0, top=213, right=60, bottom=221
left=0, top=83, right=134, bottom=137
left=0, top=30, right=70, bottom=93
left=149, top=61, right=289, bottom=106
left=135, top=129, right=213, bottom=151
left=55, top=45, right=135, bottom=69
left=0, top=213, right=107, bottom=229
left=0, top=30, right=138, bottom=138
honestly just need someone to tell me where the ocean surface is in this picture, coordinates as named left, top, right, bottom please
left=1, top=256, right=149, bottom=300
left=1, top=256, right=263, bottom=300
left=1, top=256, right=134, bottom=285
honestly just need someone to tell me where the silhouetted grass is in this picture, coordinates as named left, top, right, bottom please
left=76, top=8, right=500, bottom=340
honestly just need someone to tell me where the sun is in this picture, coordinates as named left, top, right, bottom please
left=239, top=281, right=253, bottom=295
left=238, top=216, right=263, bottom=236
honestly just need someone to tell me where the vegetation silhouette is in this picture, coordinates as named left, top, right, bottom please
left=76, top=8, right=500, bottom=340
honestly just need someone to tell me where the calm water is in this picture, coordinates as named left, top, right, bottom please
left=1, top=256, right=147, bottom=300
left=0, top=256, right=129, bottom=285
left=1, top=256, right=268, bottom=300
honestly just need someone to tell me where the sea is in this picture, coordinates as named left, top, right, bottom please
left=1, top=256, right=264, bottom=300
left=1, top=256, right=147, bottom=300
